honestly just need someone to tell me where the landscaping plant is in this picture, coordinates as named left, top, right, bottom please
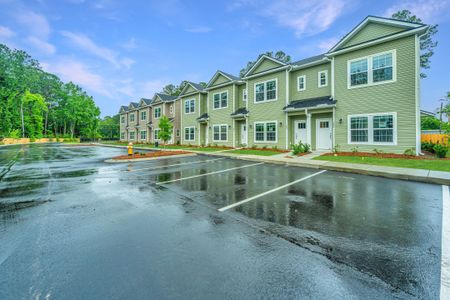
left=433, top=144, right=448, bottom=158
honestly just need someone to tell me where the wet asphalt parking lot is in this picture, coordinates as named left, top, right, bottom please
left=0, top=144, right=445, bottom=299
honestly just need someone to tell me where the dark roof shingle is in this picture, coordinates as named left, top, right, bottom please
left=230, top=108, right=249, bottom=117
left=156, top=93, right=178, bottom=101
left=283, top=96, right=336, bottom=110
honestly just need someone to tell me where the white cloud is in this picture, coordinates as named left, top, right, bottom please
left=385, top=0, right=450, bottom=23
left=121, top=37, right=137, bottom=50
left=25, top=36, right=56, bottom=55
left=0, top=26, right=15, bottom=38
left=185, top=26, right=213, bottom=33
left=138, top=80, right=167, bottom=98
left=16, top=11, right=51, bottom=39
left=317, top=37, right=340, bottom=52
left=60, top=31, right=133, bottom=69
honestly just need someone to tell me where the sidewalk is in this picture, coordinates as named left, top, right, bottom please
left=95, top=143, right=450, bottom=185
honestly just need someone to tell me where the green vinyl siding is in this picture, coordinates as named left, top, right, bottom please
left=211, top=74, right=231, bottom=86
left=251, top=59, right=284, bottom=74
left=247, top=70, right=287, bottom=149
left=236, top=84, right=247, bottom=108
left=180, top=94, right=201, bottom=145
left=208, top=84, right=235, bottom=146
left=341, top=23, right=405, bottom=49
left=334, top=35, right=417, bottom=153
left=289, top=63, right=331, bottom=100
left=184, top=85, right=197, bottom=94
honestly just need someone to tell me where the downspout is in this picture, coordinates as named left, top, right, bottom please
left=416, top=28, right=429, bottom=155
left=285, top=67, right=290, bottom=149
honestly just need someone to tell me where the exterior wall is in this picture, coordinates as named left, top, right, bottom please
left=127, top=110, right=138, bottom=141
left=137, top=106, right=151, bottom=143
left=289, top=63, right=332, bottom=100
left=213, top=74, right=230, bottom=86
left=180, top=93, right=201, bottom=145
left=334, top=35, right=417, bottom=153
left=236, top=84, right=247, bottom=109
left=151, top=103, right=163, bottom=142
left=247, top=70, right=288, bottom=149
left=172, top=100, right=182, bottom=143
left=252, top=59, right=283, bottom=74
left=207, top=84, right=235, bottom=147
left=119, top=112, right=128, bottom=140
left=341, top=23, right=404, bottom=48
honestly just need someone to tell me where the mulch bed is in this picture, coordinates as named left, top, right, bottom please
left=182, top=145, right=234, bottom=149
left=322, top=151, right=450, bottom=160
left=113, top=150, right=191, bottom=160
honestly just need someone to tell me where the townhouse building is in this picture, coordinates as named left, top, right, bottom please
left=119, top=16, right=428, bottom=154
left=150, top=93, right=180, bottom=144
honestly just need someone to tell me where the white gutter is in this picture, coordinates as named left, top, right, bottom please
left=242, top=65, right=290, bottom=80
left=291, top=58, right=330, bottom=70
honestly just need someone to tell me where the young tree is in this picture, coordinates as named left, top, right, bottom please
left=239, top=51, right=291, bottom=77
left=158, top=115, right=173, bottom=145
left=391, top=10, right=438, bottom=78
left=421, top=116, right=441, bottom=130
left=22, top=91, right=47, bottom=138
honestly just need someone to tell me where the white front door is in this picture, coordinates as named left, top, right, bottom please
left=240, top=124, right=247, bottom=146
left=294, top=120, right=307, bottom=145
left=316, top=118, right=332, bottom=150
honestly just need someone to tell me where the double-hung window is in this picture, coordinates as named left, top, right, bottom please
left=154, top=129, right=160, bottom=140
left=243, top=89, right=247, bottom=102
left=184, top=127, right=195, bottom=141
left=121, top=116, right=125, bottom=123
left=170, top=105, right=173, bottom=114
left=297, top=75, right=306, bottom=91
left=213, top=92, right=228, bottom=109
left=254, top=121, right=277, bottom=143
left=254, top=79, right=277, bottom=103
left=129, top=131, right=135, bottom=140
left=318, top=71, right=328, bottom=87
left=140, top=130, right=147, bottom=140
left=213, top=125, right=227, bottom=141
left=348, top=50, right=395, bottom=88
left=140, top=111, right=147, bottom=121
left=185, top=99, right=195, bottom=114
left=130, top=113, right=135, bottom=122
left=154, top=107, right=161, bottom=119
left=120, top=132, right=125, bottom=140
left=348, top=113, right=396, bottom=144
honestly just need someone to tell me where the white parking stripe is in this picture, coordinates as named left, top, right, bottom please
left=156, top=162, right=264, bottom=185
left=218, top=170, right=327, bottom=212
left=126, top=157, right=225, bottom=173
left=441, top=185, right=450, bottom=300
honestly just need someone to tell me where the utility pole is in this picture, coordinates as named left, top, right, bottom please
left=439, top=98, right=446, bottom=134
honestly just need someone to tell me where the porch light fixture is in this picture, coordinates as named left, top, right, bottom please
left=249, top=124, right=253, bottom=129
left=339, top=118, right=343, bottom=124
left=228, top=125, right=232, bottom=129
left=279, top=121, right=282, bottom=127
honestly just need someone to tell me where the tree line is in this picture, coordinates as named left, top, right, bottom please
left=0, top=43, right=100, bottom=139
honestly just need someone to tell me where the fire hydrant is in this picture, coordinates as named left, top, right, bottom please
left=127, top=142, right=133, bottom=156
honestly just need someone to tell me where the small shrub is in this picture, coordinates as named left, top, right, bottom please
left=262, top=145, right=267, bottom=149
left=9, top=129, right=21, bottom=139
left=291, top=142, right=311, bottom=155
left=351, top=146, right=359, bottom=153
left=49, top=138, right=54, bottom=142
left=333, top=144, right=341, bottom=153
left=30, top=137, right=36, bottom=143
left=303, top=143, right=311, bottom=153
left=403, top=148, right=416, bottom=156
left=251, top=144, right=257, bottom=149
left=421, top=142, right=435, bottom=153
left=176, top=140, right=180, bottom=145
left=271, top=146, right=278, bottom=150
left=373, top=148, right=384, bottom=155
left=214, top=143, right=218, bottom=147
left=433, top=144, right=448, bottom=158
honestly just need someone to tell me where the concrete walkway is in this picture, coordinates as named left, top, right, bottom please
left=95, top=143, right=450, bottom=185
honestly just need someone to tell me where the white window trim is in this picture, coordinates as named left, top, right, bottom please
left=140, top=130, right=147, bottom=140
left=184, top=99, right=196, bottom=114
left=184, top=126, right=195, bottom=141
left=347, top=112, right=397, bottom=146
left=253, top=78, right=278, bottom=104
left=176, top=129, right=180, bottom=137
left=154, top=107, right=161, bottom=119
left=154, top=128, right=160, bottom=141
left=140, top=111, right=147, bottom=121
left=212, top=124, right=228, bottom=142
left=347, top=49, right=397, bottom=90
left=170, top=105, right=173, bottom=114
left=129, top=131, right=135, bottom=140
left=121, top=116, right=125, bottom=123
left=120, top=132, right=125, bottom=139
left=253, top=120, right=278, bottom=143
left=318, top=70, right=328, bottom=88
left=212, top=91, right=228, bottom=110
left=243, top=89, right=247, bottom=102
left=129, top=113, right=135, bottom=122
left=297, top=75, right=306, bottom=91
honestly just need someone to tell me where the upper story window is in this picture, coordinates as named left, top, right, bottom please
left=348, top=50, right=396, bottom=88
left=243, top=89, right=247, bottom=102
left=213, top=92, right=228, bottom=109
left=154, top=107, right=161, bottom=119
left=129, top=113, right=135, bottom=122
left=254, top=79, right=277, bottom=103
left=185, top=99, right=195, bottom=114
left=121, top=116, right=125, bottom=123
left=297, top=75, right=306, bottom=91
left=318, top=71, right=328, bottom=87
left=170, top=105, right=174, bottom=114
left=140, top=111, right=147, bottom=121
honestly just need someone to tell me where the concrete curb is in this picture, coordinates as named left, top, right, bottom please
left=104, top=153, right=197, bottom=163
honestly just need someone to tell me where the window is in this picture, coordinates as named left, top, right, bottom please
left=120, top=132, right=125, bottom=140
left=184, top=127, right=195, bottom=141
left=154, top=129, right=160, bottom=140
left=297, top=75, right=306, bottom=91
left=348, top=50, right=395, bottom=88
left=318, top=71, right=328, bottom=87
left=140, top=111, right=147, bottom=121
left=243, top=89, right=247, bottom=101
left=213, top=92, right=228, bottom=109
left=130, top=113, right=135, bottom=122
left=154, top=107, right=161, bottom=118
left=348, top=113, right=396, bottom=144
left=185, top=99, right=195, bottom=114
left=140, top=130, right=147, bottom=140
left=298, top=122, right=306, bottom=129
left=254, top=121, right=277, bottom=143
left=129, top=131, right=135, bottom=140
left=176, top=129, right=180, bottom=137
left=213, top=125, right=228, bottom=141
left=254, top=79, right=277, bottom=103
left=170, top=105, right=174, bottom=114
left=121, top=116, right=125, bottom=123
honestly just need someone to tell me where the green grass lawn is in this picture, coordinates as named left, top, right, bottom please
left=314, top=155, right=450, bottom=172
left=227, top=149, right=283, bottom=156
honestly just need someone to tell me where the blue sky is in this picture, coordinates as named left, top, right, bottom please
left=0, top=0, right=449, bottom=117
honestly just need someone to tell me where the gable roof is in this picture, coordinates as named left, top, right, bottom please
left=243, top=54, right=288, bottom=78
left=119, top=105, right=129, bottom=113
left=329, top=16, right=425, bottom=53
left=206, top=70, right=241, bottom=88
left=154, top=93, right=178, bottom=102
left=292, top=54, right=329, bottom=69
left=179, top=81, right=206, bottom=96
left=129, top=102, right=139, bottom=110
left=139, top=98, right=152, bottom=107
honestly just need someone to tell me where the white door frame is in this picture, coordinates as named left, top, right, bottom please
left=316, top=118, right=332, bottom=150
left=294, top=120, right=307, bottom=145
left=240, top=123, right=247, bottom=146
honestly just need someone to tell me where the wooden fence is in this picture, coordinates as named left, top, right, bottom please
left=421, top=133, right=449, bottom=145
